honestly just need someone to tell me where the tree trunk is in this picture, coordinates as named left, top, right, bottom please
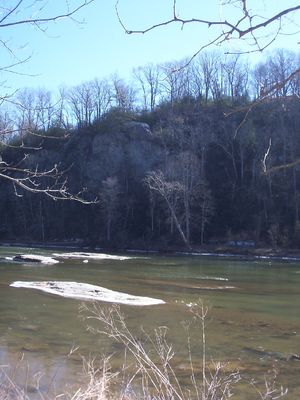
left=165, top=196, right=191, bottom=250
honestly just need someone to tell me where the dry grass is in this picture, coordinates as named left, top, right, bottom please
left=66, top=358, right=117, bottom=400
left=0, top=355, right=41, bottom=400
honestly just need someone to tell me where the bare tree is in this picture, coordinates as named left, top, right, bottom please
left=191, top=51, right=247, bottom=102
left=199, top=184, right=214, bottom=246
left=15, top=88, right=37, bottom=133
left=67, top=82, right=95, bottom=127
left=100, top=176, right=120, bottom=242
left=198, top=52, right=220, bottom=102
left=290, top=53, right=300, bottom=96
left=133, top=64, right=162, bottom=111
left=55, top=86, right=72, bottom=129
left=167, top=151, right=201, bottom=245
left=266, top=49, right=297, bottom=97
left=0, top=110, right=13, bottom=143
left=0, top=0, right=95, bottom=201
left=189, top=59, right=204, bottom=101
left=92, top=78, right=112, bottom=120
left=14, top=88, right=56, bottom=133
left=145, top=170, right=191, bottom=249
left=160, top=59, right=192, bottom=105
left=252, top=50, right=298, bottom=99
left=222, top=54, right=249, bottom=100
left=252, top=62, right=269, bottom=99
left=67, top=78, right=112, bottom=127
left=111, top=75, right=136, bottom=111
left=145, top=150, right=214, bottom=248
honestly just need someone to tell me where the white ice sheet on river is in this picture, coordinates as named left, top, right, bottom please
left=52, top=252, right=136, bottom=261
left=10, top=281, right=165, bottom=306
left=7, top=254, right=59, bottom=264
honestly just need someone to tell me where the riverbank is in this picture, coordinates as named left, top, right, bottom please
left=2, top=240, right=300, bottom=262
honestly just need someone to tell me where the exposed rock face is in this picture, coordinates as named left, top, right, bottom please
left=84, top=123, right=164, bottom=190
left=2, top=120, right=165, bottom=195
left=123, top=121, right=152, bottom=136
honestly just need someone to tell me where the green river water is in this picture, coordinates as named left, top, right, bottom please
left=0, top=246, right=300, bottom=399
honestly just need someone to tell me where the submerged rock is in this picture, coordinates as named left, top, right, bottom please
left=10, top=281, right=165, bottom=306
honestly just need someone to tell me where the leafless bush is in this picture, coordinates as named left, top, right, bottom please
left=67, top=357, right=117, bottom=400
left=250, top=368, right=288, bottom=400
left=80, top=301, right=242, bottom=400
left=79, top=300, right=289, bottom=400
left=0, top=355, right=40, bottom=400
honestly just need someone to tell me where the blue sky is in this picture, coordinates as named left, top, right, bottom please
left=1, top=0, right=300, bottom=92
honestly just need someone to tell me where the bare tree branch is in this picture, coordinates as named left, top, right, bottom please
left=0, top=160, right=95, bottom=203
left=116, top=1, right=300, bottom=57
left=0, top=0, right=96, bottom=202
left=0, top=0, right=95, bottom=29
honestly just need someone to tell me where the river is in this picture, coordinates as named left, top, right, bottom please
left=0, top=246, right=299, bottom=398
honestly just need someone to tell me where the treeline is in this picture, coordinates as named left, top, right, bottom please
left=1, top=48, right=299, bottom=133
left=0, top=49, right=300, bottom=249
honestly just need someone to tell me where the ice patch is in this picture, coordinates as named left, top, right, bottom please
left=11, top=254, right=59, bottom=265
left=52, top=252, right=133, bottom=261
left=126, top=249, right=158, bottom=254
left=254, top=255, right=300, bottom=261
left=194, top=286, right=235, bottom=290
left=10, top=281, right=165, bottom=306
left=198, top=276, right=229, bottom=281
left=178, top=252, right=239, bottom=258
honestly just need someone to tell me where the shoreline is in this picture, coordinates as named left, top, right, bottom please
left=2, top=240, right=300, bottom=262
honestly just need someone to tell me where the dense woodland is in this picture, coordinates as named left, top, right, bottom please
left=1, top=49, right=300, bottom=249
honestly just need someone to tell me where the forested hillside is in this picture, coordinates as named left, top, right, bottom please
left=1, top=49, right=300, bottom=249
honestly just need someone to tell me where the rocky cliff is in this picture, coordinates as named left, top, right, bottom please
left=61, top=121, right=165, bottom=194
